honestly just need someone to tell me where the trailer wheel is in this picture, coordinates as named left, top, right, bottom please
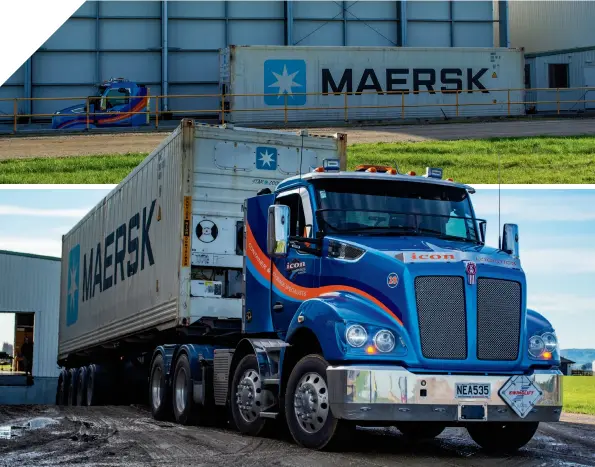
left=76, top=367, right=88, bottom=406
left=284, top=354, right=351, bottom=450
left=86, top=365, right=99, bottom=406
left=467, top=422, right=539, bottom=453
left=396, top=422, right=446, bottom=440
left=172, top=354, right=199, bottom=425
left=150, top=354, right=172, bottom=420
left=68, top=368, right=79, bottom=406
left=230, top=354, right=269, bottom=436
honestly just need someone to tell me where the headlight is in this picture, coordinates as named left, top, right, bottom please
left=374, top=330, right=396, bottom=353
left=528, top=335, right=546, bottom=358
left=541, top=332, right=558, bottom=352
left=346, top=325, right=367, bottom=348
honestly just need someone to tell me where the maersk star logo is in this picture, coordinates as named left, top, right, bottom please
left=66, top=244, right=80, bottom=327
left=256, top=147, right=278, bottom=171
left=264, top=59, right=307, bottom=106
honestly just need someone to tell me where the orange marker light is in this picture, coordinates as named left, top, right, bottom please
left=447, top=178, right=454, bottom=182
left=542, top=351, right=552, bottom=360
left=407, top=171, right=416, bottom=176
left=366, top=167, right=377, bottom=173
left=314, top=166, right=325, bottom=172
left=366, top=345, right=376, bottom=355
left=387, top=168, right=397, bottom=175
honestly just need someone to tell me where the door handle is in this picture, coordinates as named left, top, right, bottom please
left=273, top=302, right=284, bottom=313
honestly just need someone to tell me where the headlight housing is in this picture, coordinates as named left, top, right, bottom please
left=528, top=329, right=558, bottom=360
left=339, top=322, right=407, bottom=357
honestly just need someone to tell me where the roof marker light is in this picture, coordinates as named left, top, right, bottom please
left=366, top=167, right=378, bottom=173
left=314, top=166, right=325, bottom=173
left=407, top=171, right=416, bottom=176
left=355, top=164, right=398, bottom=174
left=447, top=178, right=454, bottom=182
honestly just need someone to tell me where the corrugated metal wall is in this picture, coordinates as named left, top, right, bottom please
left=509, top=1, right=595, bottom=54
left=1, top=0, right=504, bottom=119
left=525, top=48, right=595, bottom=113
left=0, top=251, right=61, bottom=378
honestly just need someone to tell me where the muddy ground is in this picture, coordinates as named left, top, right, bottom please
left=2, top=118, right=595, bottom=160
left=1, top=405, right=594, bottom=467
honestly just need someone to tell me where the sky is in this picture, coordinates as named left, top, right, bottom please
left=0, top=186, right=593, bottom=350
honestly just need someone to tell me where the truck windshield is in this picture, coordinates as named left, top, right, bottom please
left=313, top=178, right=480, bottom=243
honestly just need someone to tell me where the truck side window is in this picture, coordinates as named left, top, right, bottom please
left=276, top=193, right=306, bottom=238
left=106, top=88, right=130, bottom=108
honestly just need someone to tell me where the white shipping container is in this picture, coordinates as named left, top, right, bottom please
left=58, top=120, right=346, bottom=360
left=220, top=45, right=526, bottom=124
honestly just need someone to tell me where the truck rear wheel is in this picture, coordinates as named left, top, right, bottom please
left=284, top=354, right=351, bottom=450
left=230, top=354, right=269, bottom=436
left=467, top=422, right=539, bottom=453
left=68, top=368, right=79, bottom=406
left=76, top=367, right=87, bottom=406
left=396, top=422, right=446, bottom=440
left=150, top=354, right=172, bottom=420
left=85, top=365, right=99, bottom=406
left=172, top=354, right=199, bottom=425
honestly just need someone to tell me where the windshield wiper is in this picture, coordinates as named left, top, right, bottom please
left=417, top=227, right=479, bottom=244
left=346, top=227, right=421, bottom=236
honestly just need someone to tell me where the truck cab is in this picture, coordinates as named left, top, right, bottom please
left=233, top=163, right=562, bottom=451
left=51, top=78, right=149, bottom=130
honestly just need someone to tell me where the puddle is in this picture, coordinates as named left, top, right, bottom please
left=0, top=417, right=59, bottom=439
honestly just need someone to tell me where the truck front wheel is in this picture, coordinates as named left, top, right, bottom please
left=230, top=354, right=269, bottom=436
left=467, top=422, right=539, bottom=453
left=172, top=354, right=198, bottom=425
left=284, top=354, right=351, bottom=450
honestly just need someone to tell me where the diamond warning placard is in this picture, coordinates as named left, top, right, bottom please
left=499, top=375, right=543, bottom=418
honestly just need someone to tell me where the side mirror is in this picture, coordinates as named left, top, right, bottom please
left=478, top=220, right=487, bottom=244
left=267, top=205, right=290, bottom=257
left=501, top=223, right=519, bottom=257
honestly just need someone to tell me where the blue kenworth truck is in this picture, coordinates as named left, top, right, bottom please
left=57, top=120, right=562, bottom=453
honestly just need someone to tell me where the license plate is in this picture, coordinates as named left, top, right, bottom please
left=455, top=383, right=491, bottom=399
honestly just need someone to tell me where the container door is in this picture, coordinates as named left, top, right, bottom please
left=584, top=67, right=595, bottom=110
left=270, top=188, right=319, bottom=335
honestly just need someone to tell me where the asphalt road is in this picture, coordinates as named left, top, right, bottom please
left=1, top=405, right=594, bottom=467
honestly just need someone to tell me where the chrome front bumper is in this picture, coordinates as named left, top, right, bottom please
left=326, top=366, right=563, bottom=423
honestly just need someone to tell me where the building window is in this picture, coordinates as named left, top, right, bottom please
left=548, top=64, right=569, bottom=88
left=524, top=64, right=531, bottom=89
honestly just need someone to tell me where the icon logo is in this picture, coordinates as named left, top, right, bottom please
left=465, top=261, right=477, bottom=285
left=286, top=259, right=307, bottom=279
left=264, top=59, right=307, bottom=106
left=387, top=272, right=399, bottom=288
left=256, top=146, right=278, bottom=171
left=66, top=244, right=80, bottom=327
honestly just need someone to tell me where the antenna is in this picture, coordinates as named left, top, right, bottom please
left=299, top=131, right=305, bottom=179
left=498, top=152, right=502, bottom=249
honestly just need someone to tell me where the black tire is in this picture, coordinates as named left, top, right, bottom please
left=56, top=371, right=65, bottom=406
left=68, top=368, right=79, bottom=406
left=76, top=367, right=87, bottom=406
left=396, top=422, right=446, bottom=440
left=230, top=354, right=269, bottom=437
left=467, top=422, right=539, bottom=453
left=172, top=354, right=199, bottom=425
left=86, top=365, right=99, bottom=406
left=284, top=354, right=351, bottom=450
left=149, top=354, right=172, bottom=420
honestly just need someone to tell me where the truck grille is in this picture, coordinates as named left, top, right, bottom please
left=414, top=276, right=467, bottom=360
left=477, top=278, right=522, bottom=361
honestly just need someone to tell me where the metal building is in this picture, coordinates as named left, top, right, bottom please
left=1, top=0, right=510, bottom=119
left=509, top=0, right=595, bottom=114
left=0, top=250, right=61, bottom=405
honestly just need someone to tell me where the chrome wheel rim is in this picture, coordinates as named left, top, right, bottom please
left=293, top=372, right=329, bottom=434
left=174, top=367, right=187, bottom=414
left=235, top=369, right=262, bottom=423
left=151, top=367, right=162, bottom=410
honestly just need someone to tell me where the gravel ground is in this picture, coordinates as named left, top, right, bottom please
left=2, top=118, right=595, bottom=160
left=1, top=405, right=594, bottom=467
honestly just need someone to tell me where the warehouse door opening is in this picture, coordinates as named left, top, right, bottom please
left=0, top=312, right=35, bottom=386
left=584, top=67, right=595, bottom=110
